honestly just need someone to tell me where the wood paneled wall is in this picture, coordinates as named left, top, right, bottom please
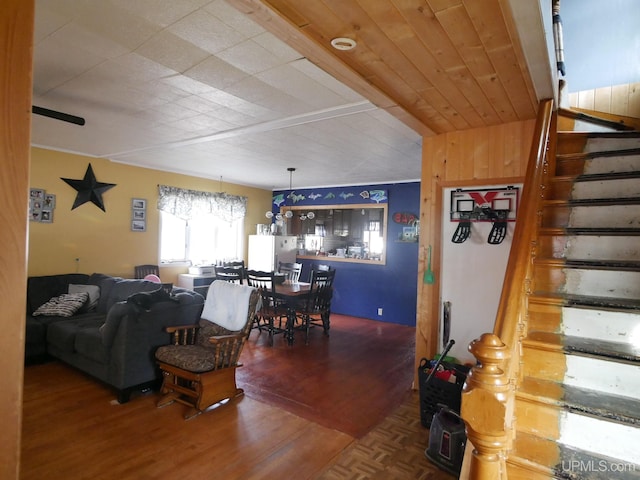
left=569, top=82, right=640, bottom=118
left=415, top=118, right=535, bottom=374
left=1, top=1, right=34, bottom=478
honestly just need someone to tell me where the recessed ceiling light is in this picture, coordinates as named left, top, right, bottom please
left=330, top=37, right=357, bottom=51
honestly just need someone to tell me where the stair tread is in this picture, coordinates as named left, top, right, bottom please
left=543, top=197, right=640, bottom=206
left=530, top=292, right=640, bottom=311
left=510, top=431, right=640, bottom=479
left=557, top=147, right=640, bottom=161
left=518, top=377, right=640, bottom=426
left=535, top=258, right=640, bottom=271
left=524, top=331, right=640, bottom=364
left=539, top=227, right=640, bottom=236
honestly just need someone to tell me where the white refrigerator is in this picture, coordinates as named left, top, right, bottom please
left=248, top=235, right=297, bottom=272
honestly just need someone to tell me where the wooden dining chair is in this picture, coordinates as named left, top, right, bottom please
left=215, top=265, right=244, bottom=284
left=278, top=262, right=302, bottom=283
left=296, top=269, right=336, bottom=344
left=246, top=269, right=286, bottom=346
left=134, top=264, right=159, bottom=279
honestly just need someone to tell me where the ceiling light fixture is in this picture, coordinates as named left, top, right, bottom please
left=330, top=37, right=357, bottom=51
left=265, top=167, right=315, bottom=223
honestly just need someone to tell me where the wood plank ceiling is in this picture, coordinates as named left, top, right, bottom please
left=229, top=0, right=540, bottom=137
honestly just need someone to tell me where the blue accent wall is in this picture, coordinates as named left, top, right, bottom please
left=273, top=181, right=420, bottom=326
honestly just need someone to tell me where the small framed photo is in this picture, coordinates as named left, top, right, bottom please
left=41, top=210, right=54, bottom=223
left=132, top=209, right=146, bottom=220
left=132, top=198, right=146, bottom=210
left=44, top=194, right=56, bottom=209
left=30, top=188, right=44, bottom=201
left=131, top=220, right=146, bottom=232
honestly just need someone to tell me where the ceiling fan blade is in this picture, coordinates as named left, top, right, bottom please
left=32, top=106, right=85, bottom=126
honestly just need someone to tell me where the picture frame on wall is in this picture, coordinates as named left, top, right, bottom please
left=41, top=210, right=54, bottom=223
left=131, top=197, right=147, bottom=232
left=29, top=188, right=56, bottom=223
left=131, top=220, right=146, bottom=232
left=132, top=198, right=146, bottom=209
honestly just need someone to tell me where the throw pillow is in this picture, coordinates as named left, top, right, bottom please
left=69, top=284, right=100, bottom=312
left=32, top=292, right=90, bottom=317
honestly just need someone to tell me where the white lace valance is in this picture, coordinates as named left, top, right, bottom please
left=157, top=185, right=247, bottom=222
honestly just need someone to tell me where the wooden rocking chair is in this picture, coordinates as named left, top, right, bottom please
left=155, top=281, right=259, bottom=419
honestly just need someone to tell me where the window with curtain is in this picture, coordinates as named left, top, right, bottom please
left=157, top=185, right=247, bottom=265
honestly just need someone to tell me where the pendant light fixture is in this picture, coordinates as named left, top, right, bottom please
left=265, top=167, right=315, bottom=222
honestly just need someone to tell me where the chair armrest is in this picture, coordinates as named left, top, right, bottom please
left=165, top=324, right=199, bottom=334
left=208, top=334, right=243, bottom=344
left=165, top=324, right=199, bottom=345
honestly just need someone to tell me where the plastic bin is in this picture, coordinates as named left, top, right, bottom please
left=418, top=357, right=470, bottom=428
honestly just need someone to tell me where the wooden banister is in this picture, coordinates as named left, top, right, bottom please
left=460, top=99, right=555, bottom=479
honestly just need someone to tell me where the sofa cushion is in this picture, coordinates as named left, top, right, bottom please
left=47, top=315, right=104, bottom=353
left=88, top=274, right=120, bottom=314
left=105, top=279, right=162, bottom=311
left=26, top=273, right=90, bottom=315
left=33, top=292, right=89, bottom=317
left=75, top=327, right=109, bottom=364
left=69, top=284, right=100, bottom=312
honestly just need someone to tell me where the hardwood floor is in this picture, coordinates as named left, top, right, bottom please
left=21, top=315, right=451, bottom=479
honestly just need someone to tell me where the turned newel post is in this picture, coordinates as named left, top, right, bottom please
left=460, top=333, right=513, bottom=480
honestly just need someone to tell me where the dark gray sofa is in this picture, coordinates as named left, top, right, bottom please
left=26, top=273, right=205, bottom=402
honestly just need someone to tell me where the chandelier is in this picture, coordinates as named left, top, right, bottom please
left=265, top=167, right=314, bottom=222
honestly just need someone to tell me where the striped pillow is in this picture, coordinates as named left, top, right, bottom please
left=32, top=292, right=89, bottom=317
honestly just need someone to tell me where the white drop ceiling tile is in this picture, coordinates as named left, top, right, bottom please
left=291, top=59, right=365, bottom=103
left=166, top=113, right=236, bottom=134
left=32, top=40, right=105, bottom=95
left=74, top=3, right=161, bottom=51
left=255, top=65, right=345, bottom=109
left=48, top=21, right=130, bottom=60
left=205, top=106, right=257, bottom=127
left=204, top=0, right=265, bottom=38
left=224, top=75, right=282, bottom=105
left=217, top=39, right=286, bottom=75
left=136, top=30, right=211, bottom=74
left=253, top=32, right=304, bottom=64
left=109, top=53, right=178, bottom=85
left=185, top=55, right=249, bottom=90
left=135, top=80, right=193, bottom=105
left=168, top=9, right=246, bottom=55
left=149, top=101, right=201, bottom=122
left=110, top=0, right=210, bottom=28
left=160, top=75, right=216, bottom=95
left=174, top=95, right=224, bottom=114
left=34, top=5, right=71, bottom=43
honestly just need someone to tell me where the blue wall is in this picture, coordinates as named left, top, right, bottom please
left=273, top=181, right=420, bottom=326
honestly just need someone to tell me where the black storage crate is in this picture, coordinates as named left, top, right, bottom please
left=418, top=358, right=470, bottom=428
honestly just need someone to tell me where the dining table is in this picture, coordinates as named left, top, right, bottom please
left=274, top=281, right=311, bottom=345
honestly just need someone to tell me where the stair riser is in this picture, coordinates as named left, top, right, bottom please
left=572, top=178, right=640, bottom=201
left=516, top=384, right=640, bottom=459
left=537, top=235, right=640, bottom=262
left=559, top=411, right=640, bottom=465
left=528, top=302, right=640, bottom=346
left=562, top=307, right=640, bottom=346
left=549, top=177, right=640, bottom=201
left=542, top=205, right=640, bottom=229
left=583, top=155, right=640, bottom=175
left=555, top=154, right=640, bottom=176
left=585, top=137, right=640, bottom=153
left=534, top=265, right=640, bottom=299
left=522, top=347, right=640, bottom=398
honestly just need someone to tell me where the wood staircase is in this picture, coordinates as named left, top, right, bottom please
left=461, top=102, right=640, bottom=479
